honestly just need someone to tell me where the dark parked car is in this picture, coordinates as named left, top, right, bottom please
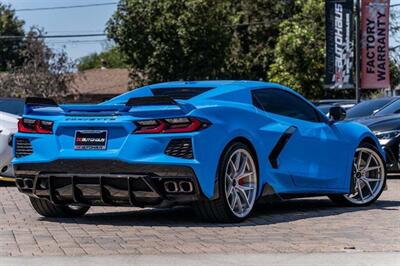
left=314, top=99, right=357, bottom=106
left=315, top=99, right=356, bottom=115
left=372, top=97, right=400, bottom=117
left=353, top=98, right=400, bottom=172
left=356, top=114, right=400, bottom=172
left=346, top=97, right=400, bottom=119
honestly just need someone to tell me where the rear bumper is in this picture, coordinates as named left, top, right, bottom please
left=14, top=160, right=202, bottom=207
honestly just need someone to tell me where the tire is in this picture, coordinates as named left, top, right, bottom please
left=194, top=142, right=258, bottom=223
left=29, top=197, right=90, bottom=218
left=329, top=142, right=386, bottom=207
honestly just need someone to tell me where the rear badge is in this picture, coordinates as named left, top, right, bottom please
left=74, top=130, right=108, bottom=150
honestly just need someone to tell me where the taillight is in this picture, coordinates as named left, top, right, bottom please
left=134, top=117, right=209, bottom=134
left=18, top=118, right=53, bottom=134
left=17, top=119, right=36, bottom=133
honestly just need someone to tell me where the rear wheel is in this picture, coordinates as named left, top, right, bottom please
left=194, top=142, right=258, bottom=222
left=29, top=197, right=90, bottom=218
left=329, top=142, right=386, bottom=206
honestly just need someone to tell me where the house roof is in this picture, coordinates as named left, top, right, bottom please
left=71, top=68, right=130, bottom=95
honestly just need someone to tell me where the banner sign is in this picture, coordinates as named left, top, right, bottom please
left=325, top=0, right=354, bottom=89
left=361, top=0, right=390, bottom=89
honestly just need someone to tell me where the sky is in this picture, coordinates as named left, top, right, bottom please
left=1, top=0, right=400, bottom=62
left=2, top=0, right=117, bottom=61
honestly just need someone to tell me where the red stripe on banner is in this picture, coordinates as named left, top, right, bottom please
left=361, top=0, right=390, bottom=89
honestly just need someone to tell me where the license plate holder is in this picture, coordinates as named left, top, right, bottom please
left=74, top=130, right=108, bottom=150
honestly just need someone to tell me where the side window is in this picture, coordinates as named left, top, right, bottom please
left=252, top=89, right=321, bottom=122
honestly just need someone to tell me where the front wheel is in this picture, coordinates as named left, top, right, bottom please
left=30, top=197, right=90, bottom=218
left=329, top=142, right=386, bottom=206
left=194, top=142, right=258, bottom=223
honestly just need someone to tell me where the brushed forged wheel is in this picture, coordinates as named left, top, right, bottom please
left=224, top=149, right=257, bottom=218
left=194, top=142, right=258, bottom=222
left=344, top=147, right=385, bottom=204
left=329, top=143, right=386, bottom=206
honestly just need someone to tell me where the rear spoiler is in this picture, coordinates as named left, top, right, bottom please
left=125, top=96, right=197, bottom=115
left=24, top=97, right=59, bottom=115
left=126, top=96, right=176, bottom=107
left=25, top=97, right=58, bottom=107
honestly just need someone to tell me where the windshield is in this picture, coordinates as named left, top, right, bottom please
left=346, top=98, right=393, bottom=119
left=0, top=99, right=24, bottom=116
left=374, top=98, right=400, bottom=116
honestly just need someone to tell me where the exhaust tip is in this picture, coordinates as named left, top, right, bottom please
left=39, top=179, right=49, bottom=189
left=23, top=178, right=34, bottom=189
left=179, top=181, right=193, bottom=193
left=164, top=181, right=179, bottom=193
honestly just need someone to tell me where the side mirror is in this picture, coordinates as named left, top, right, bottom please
left=329, top=105, right=346, bottom=122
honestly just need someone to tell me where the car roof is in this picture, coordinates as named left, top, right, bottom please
left=147, top=80, right=277, bottom=90
left=105, top=80, right=310, bottom=107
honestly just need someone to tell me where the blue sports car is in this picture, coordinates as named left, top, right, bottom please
left=13, top=81, right=387, bottom=222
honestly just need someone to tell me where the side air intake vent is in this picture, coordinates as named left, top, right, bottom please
left=165, top=139, right=193, bottom=159
left=15, top=138, right=33, bottom=158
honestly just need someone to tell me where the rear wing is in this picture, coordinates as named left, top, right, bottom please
left=23, top=96, right=196, bottom=116
left=125, top=96, right=196, bottom=115
left=126, top=96, right=177, bottom=107
left=25, top=97, right=58, bottom=107
left=24, top=97, right=60, bottom=115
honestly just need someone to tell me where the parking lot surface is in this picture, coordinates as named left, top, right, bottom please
left=0, top=180, right=399, bottom=256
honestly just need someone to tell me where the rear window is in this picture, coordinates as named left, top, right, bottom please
left=151, top=87, right=213, bottom=100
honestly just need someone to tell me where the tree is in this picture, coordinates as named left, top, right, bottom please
left=107, top=0, right=233, bottom=85
left=0, top=29, right=75, bottom=98
left=269, top=0, right=325, bottom=99
left=224, top=0, right=299, bottom=80
left=390, top=60, right=400, bottom=90
left=107, top=0, right=299, bottom=85
left=77, top=46, right=127, bottom=71
left=0, top=4, right=25, bottom=71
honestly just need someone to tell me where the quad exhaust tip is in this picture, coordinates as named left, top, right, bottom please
left=164, top=181, right=179, bottom=193
left=23, top=178, right=34, bottom=189
left=164, top=180, right=194, bottom=193
left=178, top=181, right=193, bottom=193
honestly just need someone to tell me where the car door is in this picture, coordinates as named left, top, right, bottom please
left=253, top=88, right=351, bottom=191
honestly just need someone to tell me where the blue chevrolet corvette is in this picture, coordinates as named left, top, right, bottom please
left=13, top=81, right=387, bottom=222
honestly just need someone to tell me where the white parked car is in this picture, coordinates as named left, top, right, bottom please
left=0, top=98, right=24, bottom=179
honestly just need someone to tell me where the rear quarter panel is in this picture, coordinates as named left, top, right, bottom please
left=187, top=101, right=290, bottom=198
